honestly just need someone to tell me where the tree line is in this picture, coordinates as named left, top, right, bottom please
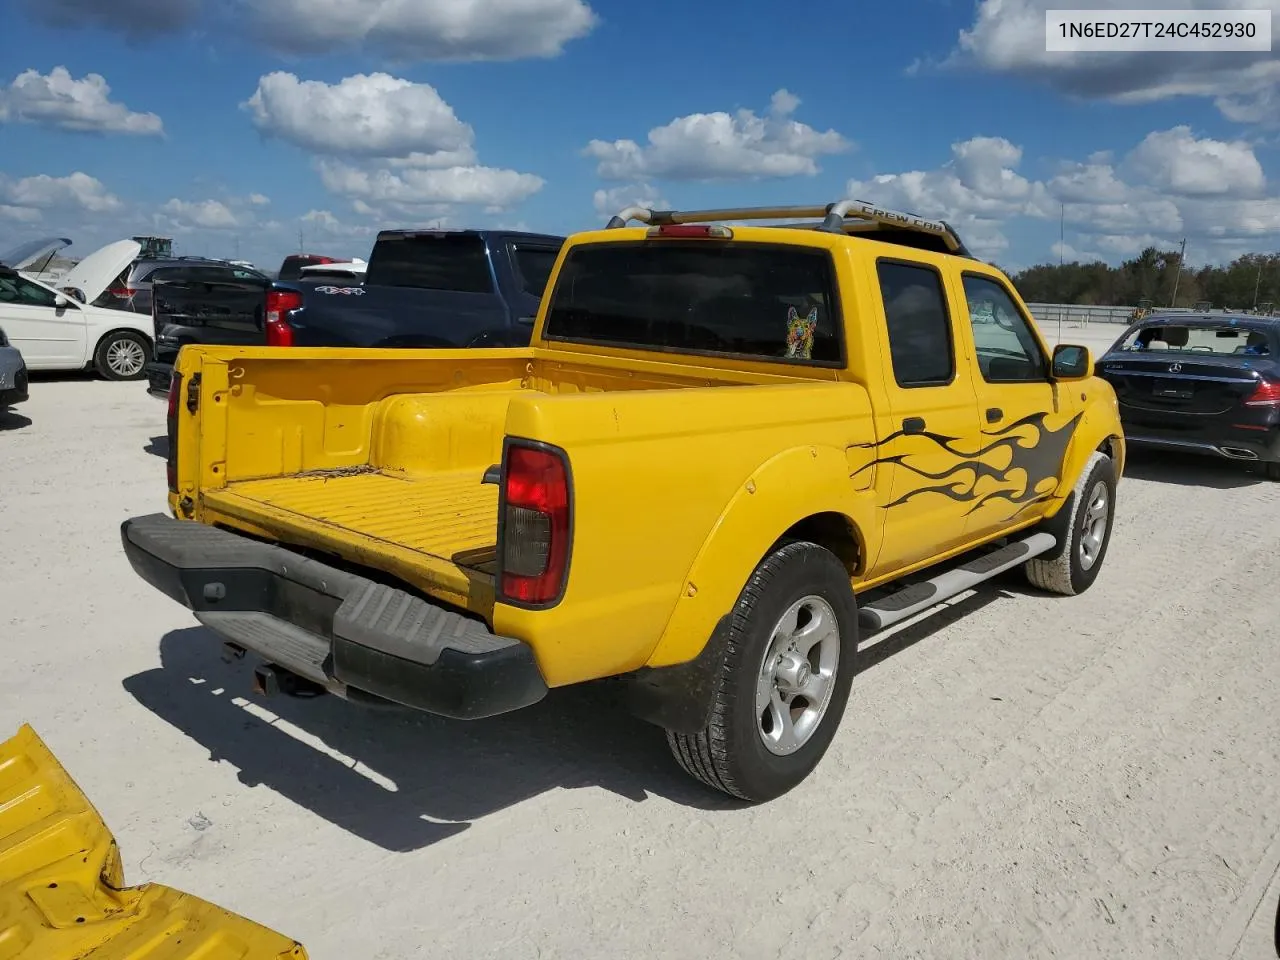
left=1003, top=246, right=1280, bottom=312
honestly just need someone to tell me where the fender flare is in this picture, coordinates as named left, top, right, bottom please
left=642, top=443, right=873, bottom=671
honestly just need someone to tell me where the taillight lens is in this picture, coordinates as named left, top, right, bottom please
left=499, top=443, right=571, bottom=606
left=1244, top=379, right=1280, bottom=406
left=108, top=286, right=136, bottom=298
left=265, top=289, right=303, bottom=347
left=166, top=371, right=183, bottom=493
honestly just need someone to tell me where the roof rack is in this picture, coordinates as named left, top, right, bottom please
left=605, top=199, right=971, bottom=257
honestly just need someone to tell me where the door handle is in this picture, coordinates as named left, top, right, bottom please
left=985, top=407, right=1003, bottom=424
left=902, top=416, right=926, bottom=434
left=516, top=315, right=536, bottom=325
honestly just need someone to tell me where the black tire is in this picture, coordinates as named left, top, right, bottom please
left=665, top=541, right=859, bottom=802
left=1024, top=450, right=1117, bottom=596
left=94, top=331, right=151, bottom=381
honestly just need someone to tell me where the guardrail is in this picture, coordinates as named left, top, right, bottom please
left=1025, top=303, right=1133, bottom=327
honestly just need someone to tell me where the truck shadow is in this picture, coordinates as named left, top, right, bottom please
left=1122, top=449, right=1264, bottom=489
left=122, top=591, right=1016, bottom=853
left=143, top=435, right=169, bottom=458
left=122, top=627, right=734, bottom=852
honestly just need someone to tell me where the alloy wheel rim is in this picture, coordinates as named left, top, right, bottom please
left=1078, top=480, right=1110, bottom=571
left=107, top=339, right=145, bottom=377
left=755, top=595, right=841, bottom=756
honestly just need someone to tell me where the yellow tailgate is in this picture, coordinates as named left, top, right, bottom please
left=0, top=725, right=307, bottom=960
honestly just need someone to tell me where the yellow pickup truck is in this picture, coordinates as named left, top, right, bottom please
left=121, top=201, right=1124, bottom=802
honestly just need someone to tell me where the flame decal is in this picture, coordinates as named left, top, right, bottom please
left=851, top=411, right=1082, bottom=517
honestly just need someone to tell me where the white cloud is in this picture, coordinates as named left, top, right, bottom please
left=17, top=0, right=596, bottom=60
left=249, top=192, right=270, bottom=206
left=0, top=67, right=163, bottom=136
left=1051, top=241, right=1104, bottom=263
left=940, top=0, right=1280, bottom=123
left=592, top=183, right=670, bottom=218
left=0, top=172, right=123, bottom=214
left=1124, top=126, right=1266, bottom=198
left=17, top=0, right=201, bottom=36
left=844, top=135, right=1052, bottom=258
left=845, top=125, right=1280, bottom=266
left=244, top=0, right=596, bottom=61
left=301, top=208, right=378, bottom=242
left=243, top=72, right=474, bottom=159
left=317, top=160, right=544, bottom=210
left=160, top=198, right=240, bottom=230
left=585, top=89, right=851, bottom=181
left=0, top=205, right=42, bottom=223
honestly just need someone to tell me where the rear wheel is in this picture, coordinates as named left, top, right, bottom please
left=665, top=541, right=858, bottom=802
left=94, top=331, right=150, bottom=381
left=1025, top=450, right=1116, bottom=596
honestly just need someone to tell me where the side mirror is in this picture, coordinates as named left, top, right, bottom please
left=1052, top=343, right=1092, bottom=381
left=54, top=294, right=72, bottom=309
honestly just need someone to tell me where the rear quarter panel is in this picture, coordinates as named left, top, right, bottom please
left=494, top=380, right=883, bottom=686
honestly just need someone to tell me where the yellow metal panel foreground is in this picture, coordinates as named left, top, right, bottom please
left=0, top=724, right=308, bottom=959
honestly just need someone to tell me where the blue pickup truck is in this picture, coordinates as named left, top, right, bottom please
left=145, top=228, right=565, bottom=396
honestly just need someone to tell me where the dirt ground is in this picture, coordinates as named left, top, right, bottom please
left=2, top=325, right=1277, bottom=960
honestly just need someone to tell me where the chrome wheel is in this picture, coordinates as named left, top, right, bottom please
left=755, top=595, right=841, bottom=756
left=106, top=337, right=146, bottom=378
left=1078, top=480, right=1110, bottom=571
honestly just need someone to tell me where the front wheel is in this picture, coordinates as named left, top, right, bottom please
left=94, top=331, right=151, bottom=381
left=665, top=540, right=859, bottom=802
left=1024, top=450, right=1117, bottom=596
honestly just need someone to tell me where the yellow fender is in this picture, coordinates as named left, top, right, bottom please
left=643, top=443, right=877, bottom=669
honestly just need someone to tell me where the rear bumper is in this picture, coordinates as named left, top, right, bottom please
left=144, top=360, right=173, bottom=399
left=1124, top=430, right=1280, bottom=463
left=120, top=513, right=548, bottom=719
left=0, top=356, right=26, bottom=407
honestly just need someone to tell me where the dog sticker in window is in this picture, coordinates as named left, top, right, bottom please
left=786, top=306, right=817, bottom=360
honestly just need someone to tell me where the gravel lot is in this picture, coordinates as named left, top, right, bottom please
left=2, top=326, right=1278, bottom=960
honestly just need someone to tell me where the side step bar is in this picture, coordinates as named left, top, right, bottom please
left=858, top=532, right=1057, bottom=633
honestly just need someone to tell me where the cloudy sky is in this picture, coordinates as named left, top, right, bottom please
left=2, top=0, right=1279, bottom=272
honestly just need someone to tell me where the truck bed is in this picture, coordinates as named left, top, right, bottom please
left=172, top=346, right=838, bottom=623
left=204, top=469, right=499, bottom=611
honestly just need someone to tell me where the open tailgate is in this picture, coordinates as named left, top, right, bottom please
left=0, top=724, right=308, bottom=959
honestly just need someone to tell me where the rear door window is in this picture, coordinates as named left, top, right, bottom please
left=876, top=260, right=954, bottom=387
left=366, top=233, right=494, bottom=293
left=542, top=241, right=843, bottom=365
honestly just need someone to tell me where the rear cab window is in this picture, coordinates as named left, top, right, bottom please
left=366, top=233, right=494, bottom=293
left=541, top=241, right=844, bottom=365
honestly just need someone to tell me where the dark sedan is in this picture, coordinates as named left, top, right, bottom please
left=1095, top=313, right=1280, bottom=480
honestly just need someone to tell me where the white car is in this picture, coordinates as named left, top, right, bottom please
left=0, top=239, right=153, bottom=380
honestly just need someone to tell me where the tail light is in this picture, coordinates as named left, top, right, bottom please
left=108, top=286, right=137, bottom=299
left=1244, top=379, right=1280, bottom=406
left=166, top=371, right=183, bottom=493
left=498, top=442, right=572, bottom=607
left=265, top=289, right=303, bottom=347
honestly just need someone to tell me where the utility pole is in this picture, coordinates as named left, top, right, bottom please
left=298, top=228, right=304, bottom=253
left=1169, top=237, right=1187, bottom=308
left=1253, top=257, right=1263, bottom=311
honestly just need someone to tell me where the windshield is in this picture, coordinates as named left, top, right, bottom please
left=1117, top=322, right=1273, bottom=357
